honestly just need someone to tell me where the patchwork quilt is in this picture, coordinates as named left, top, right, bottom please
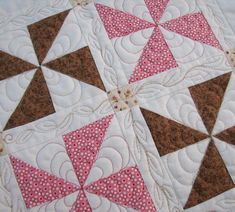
left=0, top=0, right=235, bottom=211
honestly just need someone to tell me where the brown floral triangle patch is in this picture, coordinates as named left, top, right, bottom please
left=0, top=50, right=36, bottom=80
left=184, top=141, right=234, bottom=209
left=44, top=47, right=105, bottom=91
left=141, top=108, right=208, bottom=156
left=215, top=126, right=235, bottom=146
left=189, top=73, right=231, bottom=134
left=28, top=10, right=70, bottom=64
left=4, top=68, right=55, bottom=130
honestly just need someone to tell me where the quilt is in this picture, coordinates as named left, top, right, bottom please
left=0, top=0, right=235, bottom=211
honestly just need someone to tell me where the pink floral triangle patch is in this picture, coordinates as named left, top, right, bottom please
left=96, top=1, right=222, bottom=83
left=9, top=115, right=157, bottom=211
left=161, top=12, right=222, bottom=49
left=10, top=155, right=79, bottom=208
left=63, top=115, right=114, bottom=186
left=85, top=166, right=156, bottom=211
left=71, top=190, right=92, bottom=212
left=96, top=4, right=155, bottom=39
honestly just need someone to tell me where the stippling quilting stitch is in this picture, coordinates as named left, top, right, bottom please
left=4, top=69, right=55, bottom=130
left=0, top=50, right=36, bottom=81
left=143, top=73, right=235, bottom=208
left=1, top=9, right=106, bottom=130
left=10, top=155, right=80, bottom=208
left=96, top=0, right=221, bottom=83
left=1, top=0, right=235, bottom=211
left=9, top=115, right=156, bottom=211
left=45, top=47, right=105, bottom=91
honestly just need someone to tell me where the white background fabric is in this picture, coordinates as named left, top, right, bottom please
left=216, top=0, right=235, bottom=33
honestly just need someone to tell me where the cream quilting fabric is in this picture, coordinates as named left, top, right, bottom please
left=0, top=0, right=235, bottom=211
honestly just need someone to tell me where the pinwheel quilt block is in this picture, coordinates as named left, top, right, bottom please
left=1, top=0, right=235, bottom=211
left=95, top=0, right=221, bottom=83
left=8, top=115, right=156, bottom=211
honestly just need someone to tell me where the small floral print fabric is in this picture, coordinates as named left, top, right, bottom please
left=1, top=0, right=235, bottom=211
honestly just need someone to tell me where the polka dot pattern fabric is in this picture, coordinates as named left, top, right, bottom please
left=95, top=4, right=155, bottom=39
left=63, top=115, right=113, bottom=186
left=129, top=27, right=177, bottom=83
left=161, top=12, right=222, bottom=49
left=10, top=115, right=157, bottom=211
left=96, top=1, right=222, bottom=84
left=144, top=0, right=169, bottom=23
left=86, top=166, right=156, bottom=212
left=71, top=191, right=91, bottom=212
left=10, top=155, right=79, bottom=208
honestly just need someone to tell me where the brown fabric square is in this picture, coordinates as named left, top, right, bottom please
left=45, top=47, right=105, bottom=91
left=4, top=68, right=55, bottom=130
left=141, top=108, right=208, bottom=156
left=184, top=141, right=234, bottom=209
left=28, top=10, right=70, bottom=64
left=189, top=73, right=231, bottom=134
left=0, top=50, right=36, bottom=80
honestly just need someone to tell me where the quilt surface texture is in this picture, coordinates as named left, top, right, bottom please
left=1, top=0, right=235, bottom=211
